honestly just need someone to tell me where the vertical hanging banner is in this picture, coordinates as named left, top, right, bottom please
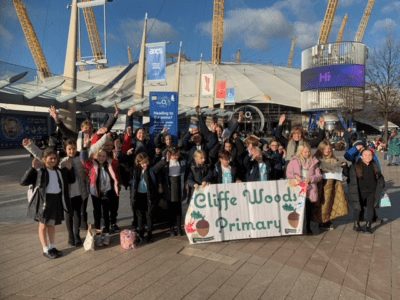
left=225, top=88, right=235, bottom=104
left=149, top=92, right=179, bottom=145
left=217, top=81, right=227, bottom=99
left=201, top=73, right=214, bottom=96
left=146, top=43, right=166, bottom=82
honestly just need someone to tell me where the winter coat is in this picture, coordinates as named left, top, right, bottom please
left=342, top=161, right=385, bottom=211
left=388, top=136, right=400, bottom=156
left=129, top=167, right=159, bottom=208
left=187, top=163, right=214, bottom=187
left=153, top=157, right=188, bottom=202
left=80, top=149, right=120, bottom=197
left=23, top=142, right=89, bottom=200
left=213, top=161, right=240, bottom=184
left=179, top=131, right=218, bottom=164
left=269, top=150, right=285, bottom=180
left=313, top=157, right=349, bottom=223
left=286, top=157, right=322, bottom=203
left=20, top=166, right=75, bottom=221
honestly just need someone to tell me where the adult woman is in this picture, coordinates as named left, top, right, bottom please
left=275, top=114, right=326, bottom=164
left=342, top=149, right=385, bottom=233
left=313, top=141, right=349, bottom=230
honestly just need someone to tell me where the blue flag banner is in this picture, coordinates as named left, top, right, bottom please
left=226, top=88, right=235, bottom=104
left=150, top=92, right=179, bottom=145
left=146, top=44, right=166, bottom=82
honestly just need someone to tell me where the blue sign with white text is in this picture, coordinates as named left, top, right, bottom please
left=301, top=64, right=365, bottom=92
left=146, top=45, right=166, bottom=81
left=150, top=92, right=179, bottom=146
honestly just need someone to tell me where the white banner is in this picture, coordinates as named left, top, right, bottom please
left=185, top=180, right=307, bottom=244
left=201, top=73, right=214, bottom=96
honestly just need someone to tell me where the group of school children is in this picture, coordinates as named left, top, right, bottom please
left=20, top=105, right=385, bottom=259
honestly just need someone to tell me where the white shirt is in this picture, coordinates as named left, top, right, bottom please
left=169, top=160, right=180, bottom=177
left=46, top=169, right=61, bottom=194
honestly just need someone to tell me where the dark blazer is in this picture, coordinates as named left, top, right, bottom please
left=245, top=156, right=272, bottom=182
left=129, top=167, right=159, bottom=208
left=20, top=167, right=75, bottom=220
left=153, top=157, right=188, bottom=202
left=213, top=161, right=240, bottom=184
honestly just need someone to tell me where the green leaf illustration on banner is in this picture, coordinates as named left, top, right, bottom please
left=191, top=211, right=204, bottom=220
left=283, top=204, right=299, bottom=229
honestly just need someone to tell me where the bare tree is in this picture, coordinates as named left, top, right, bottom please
left=366, top=33, right=400, bottom=142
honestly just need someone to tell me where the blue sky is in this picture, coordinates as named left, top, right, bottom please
left=0, top=0, right=398, bottom=75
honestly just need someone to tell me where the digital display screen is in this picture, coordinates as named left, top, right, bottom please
left=301, top=65, right=365, bottom=92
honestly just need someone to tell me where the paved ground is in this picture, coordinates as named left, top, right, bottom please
left=1, top=147, right=400, bottom=300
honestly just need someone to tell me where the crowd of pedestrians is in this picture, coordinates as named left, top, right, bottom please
left=18, top=104, right=399, bottom=259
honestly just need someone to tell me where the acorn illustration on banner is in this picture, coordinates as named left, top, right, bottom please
left=191, top=211, right=210, bottom=237
left=283, top=204, right=300, bottom=229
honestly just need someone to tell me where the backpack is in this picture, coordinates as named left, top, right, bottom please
left=120, top=229, right=141, bottom=249
left=27, top=170, right=41, bottom=203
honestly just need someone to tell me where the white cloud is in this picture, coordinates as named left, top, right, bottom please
left=371, top=19, right=398, bottom=34
left=382, top=2, right=400, bottom=14
left=294, top=21, right=322, bottom=49
left=274, top=0, right=317, bottom=21
left=338, top=0, right=362, bottom=7
left=197, top=7, right=294, bottom=51
left=120, top=18, right=180, bottom=47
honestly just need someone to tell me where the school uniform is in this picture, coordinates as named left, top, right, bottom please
left=20, top=166, right=75, bottom=225
left=154, top=157, right=188, bottom=231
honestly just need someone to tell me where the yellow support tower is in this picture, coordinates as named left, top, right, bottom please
left=77, top=48, right=86, bottom=71
left=354, top=0, right=375, bottom=42
left=318, top=0, right=339, bottom=44
left=236, top=49, right=241, bottom=63
left=13, top=0, right=51, bottom=80
left=81, top=0, right=104, bottom=68
left=212, top=0, right=225, bottom=64
left=287, top=37, right=296, bottom=68
left=333, top=14, right=348, bottom=54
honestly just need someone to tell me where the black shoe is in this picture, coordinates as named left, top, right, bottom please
left=177, top=228, right=183, bottom=236
left=306, top=228, right=313, bottom=235
left=353, top=221, right=364, bottom=232
left=365, top=222, right=373, bottom=234
left=49, top=248, right=62, bottom=257
left=68, top=236, right=75, bottom=246
left=146, top=232, right=154, bottom=243
left=319, top=223, right=330, bottom=231
left=111, top=224, right=121, bottom=233
left=75, top=236, right=83, bottom=247
left=388, top=163, right=393, bottom=166
left=169, top=228, right=175, bottom=237
left=43, top=251, right=58, bottom=259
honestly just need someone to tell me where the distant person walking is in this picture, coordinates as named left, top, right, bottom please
left=343, top=127, right=355, bottom=151
left=388, top=130, right=400, bottom=166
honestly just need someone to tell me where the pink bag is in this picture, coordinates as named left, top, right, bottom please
left=120, top=229, right=141, bottom=249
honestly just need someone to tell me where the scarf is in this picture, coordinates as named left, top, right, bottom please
left=286, top=139, right=305, bottom=161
